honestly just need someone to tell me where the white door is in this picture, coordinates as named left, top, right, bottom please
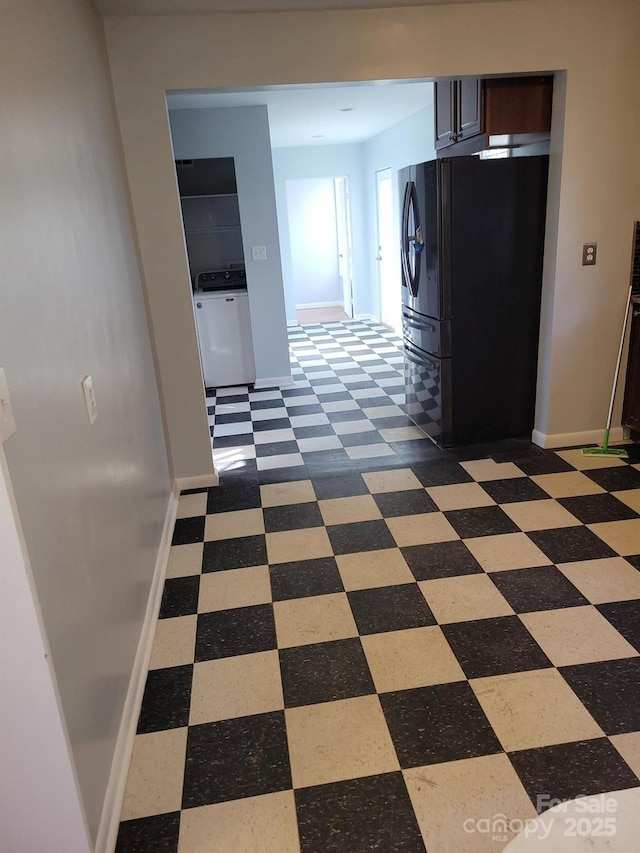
left=376, top=168, right=400, bottom=332
left=334, top=176, right=354, bottom=318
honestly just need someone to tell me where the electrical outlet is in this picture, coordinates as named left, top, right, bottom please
left=0, top=368, right=17, bottom=444
left=81, top=375, right=98, bottom=424
left=251, top=245, right=267, bottom=262
left=582, top=243, right=597, bottom=266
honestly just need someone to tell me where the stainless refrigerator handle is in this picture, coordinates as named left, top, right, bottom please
left=402, top=181, right=422, bottom=298
left=401, top=181, right=411, bottom=287
left=404, top=344, right=437, bottom=372
left=403, top=313, right=435, bottom=333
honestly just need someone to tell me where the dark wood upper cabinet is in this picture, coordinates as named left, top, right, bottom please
left=434, top=81, right=457, bottom=149
left=457, top=77, right=483, bottom=141
left=484, top=76, right=553, bottom=136
left=434, top=75, right=553, bottom=155
left=623, top=302, right=640, bottom=437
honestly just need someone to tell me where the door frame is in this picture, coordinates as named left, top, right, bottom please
left=334, top=176, right=354, bottom=318
left=375, top=167, right=400, bottom=332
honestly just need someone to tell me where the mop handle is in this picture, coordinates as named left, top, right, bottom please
left=605, top=283, right=633, bottom=430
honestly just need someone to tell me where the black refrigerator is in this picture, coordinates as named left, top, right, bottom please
left=399, top=155, right=549, bottom=447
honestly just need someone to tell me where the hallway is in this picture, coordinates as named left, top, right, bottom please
left=117, top=321, right=640, bottom=852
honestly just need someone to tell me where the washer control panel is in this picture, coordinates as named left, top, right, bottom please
left=196, top=268, right=246, bottom=292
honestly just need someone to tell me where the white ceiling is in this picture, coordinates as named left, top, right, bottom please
left=167, top=80, right=434, bottom=148
left=96, top=0, right=504, bottom=16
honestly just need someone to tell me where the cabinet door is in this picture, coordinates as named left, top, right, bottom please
left=623, top=307, right=640, bottom=433
left=434, top=81, right=457, bottom=149
left=484, top=76, right=553, bottom=136
left=457, top=78, right=483, bottom=140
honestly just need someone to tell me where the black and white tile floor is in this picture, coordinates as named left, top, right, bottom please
left=208, top=321, right=420, bottom=477
left=117, top=321, right=640, bottom=853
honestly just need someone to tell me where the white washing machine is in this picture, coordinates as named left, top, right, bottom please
left=193, top=270, right=256, bottom=389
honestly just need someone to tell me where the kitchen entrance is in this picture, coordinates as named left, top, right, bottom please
left=163, top=73, right=560, bottom=474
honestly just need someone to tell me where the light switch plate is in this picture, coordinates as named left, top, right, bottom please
left=0, top=368, right=17, bottom=444
left=251, top=245, right=267, bottom=261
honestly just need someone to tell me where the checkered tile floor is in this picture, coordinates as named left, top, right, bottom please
left=208, top=320, right=424, bottom=477
left=117, top=321, right=640, bottom=853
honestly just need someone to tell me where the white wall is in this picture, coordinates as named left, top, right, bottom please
left=364, top=103, right=436, bottom=322
left=103, top=0, right=640, bottom=456
left=272, top=143, right=368, bottom=323
left=169, top=106, right=291, bottom=385
left=0, top=450, right=91, bottom=853
left=286, top=178, right=342, bottom=307
left=1, top=0, right=171, bottom=840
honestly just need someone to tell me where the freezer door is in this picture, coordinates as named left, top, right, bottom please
left=401, top=305, right=452, bottom=358
left=403, top=339, right=452, bottom=447
left=194, top=293, right=256, bottom=388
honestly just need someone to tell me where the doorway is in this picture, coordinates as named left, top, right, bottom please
left=334, top=176, right=354, bottom=321
left=285, top=176, right=354, bottom=324
left=376, top=168, right=400, bottom=333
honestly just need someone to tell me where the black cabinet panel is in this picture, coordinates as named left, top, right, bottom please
left=623, top=307, right=640, bottom=433
left=175, top=157, right=237, bottom=197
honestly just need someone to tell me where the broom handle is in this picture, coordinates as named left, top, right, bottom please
left=605, top=284, right=633, bottom=432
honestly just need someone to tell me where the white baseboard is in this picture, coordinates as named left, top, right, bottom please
left=253, top=375, right=294, bottom=389
left=354, top=313, right=376, bottom=321
left=295, top=301, right=343, bottom=309
left=173, top=472, right=219, bottom=494
left=532, top=426, right=625, bottom=449
left=94, top=488, right=179, bottom=853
